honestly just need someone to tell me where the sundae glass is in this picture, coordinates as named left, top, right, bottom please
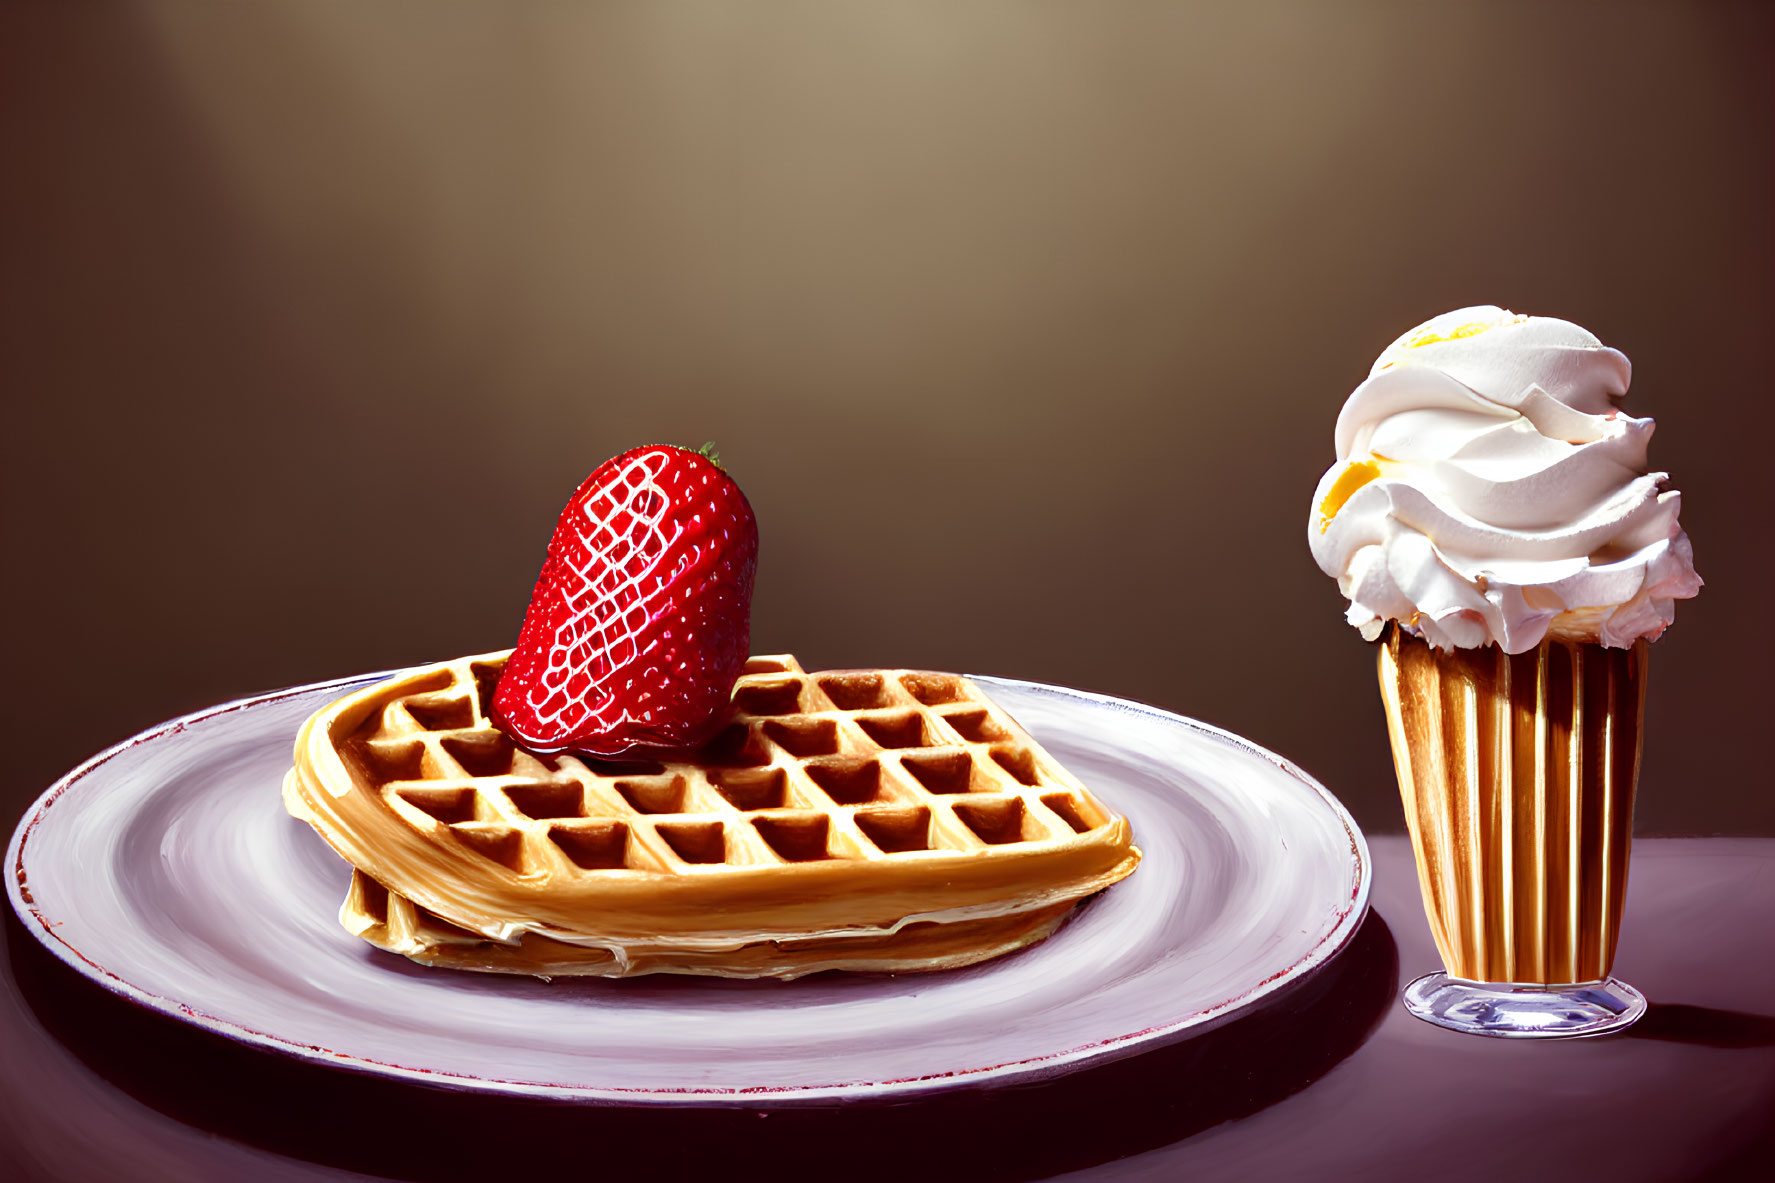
left=1309, top=307, right=1701, bottom=1037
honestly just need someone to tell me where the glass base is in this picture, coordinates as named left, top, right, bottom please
left=1402, top=972, right=1647, bottom=1038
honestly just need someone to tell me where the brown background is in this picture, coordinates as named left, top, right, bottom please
left=3, top=1, right=1771, bottom=840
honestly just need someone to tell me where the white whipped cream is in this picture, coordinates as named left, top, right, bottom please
left=1309, top=306, right=1701, bottom=653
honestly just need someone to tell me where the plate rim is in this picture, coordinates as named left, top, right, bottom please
left=7, top=668, right=1371, bottom=1105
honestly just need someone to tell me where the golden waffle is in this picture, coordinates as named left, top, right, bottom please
left=284, top=654, right=1140, bottom=978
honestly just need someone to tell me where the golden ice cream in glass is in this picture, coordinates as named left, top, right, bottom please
left=1309, top=307, right=1701, bottom=1037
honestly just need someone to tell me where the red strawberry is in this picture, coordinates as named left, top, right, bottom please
left=489, top=444, right=758, bottom=757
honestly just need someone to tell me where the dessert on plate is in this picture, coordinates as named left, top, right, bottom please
left=285, top=444, right=1139, bottom=978
left=1309, top=306, right=1701, bottom=1036
left=283, top=652, right=1138, bottom=978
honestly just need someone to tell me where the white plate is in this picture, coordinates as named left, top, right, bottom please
left=7, top=671, right=1369, bottom=1103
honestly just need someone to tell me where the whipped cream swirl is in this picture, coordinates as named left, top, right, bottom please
left=1309, top=306, right=1701, bottom=652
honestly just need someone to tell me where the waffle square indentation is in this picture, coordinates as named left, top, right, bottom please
left=1041, top=792, right=1099, bottom=834
left=616, top=775, right=688, bottom=815
left=504, top=782, right=585, bottom=820
left=656, top=820, right=727, bottom=864
left=763, top=718, right=840, bottom=757
left=855, top=805, right=932, bottom=853
left=941, top=709, right=1010, bottom=743
left=900, top=674, right=966, bottom=706
left=818, top=674, right=891, bottom=711
left=733, top=678, right=804, bottom=716
left=710, top=767, right=789, bottom=811
left=857, top=712, right=932, bottom=750
left=404, top=697, right=476, bottom=732
left=901, top=750, right=981, bottom=795
left=952, top=797, right=1038, bottom=845
left=990, top=745, right=1042, bottom=786
left=468, top=662, right=504, bottom=715
left=805, top=757, right=887, bottom=805
left=394, top=785, right=478, bottom=824
left=441, top=733, right=516, bottom=778
left=752, top=813, right=836, bottom=862
left=549, top=820, right=632, bottom=869
left=351, top=740, right=429, bottom=783
left=698, top=724, right=772, bottom=768
left=449, top=822, right=526, bottom=870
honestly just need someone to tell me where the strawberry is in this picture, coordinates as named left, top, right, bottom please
left=489, top=444, right=758, bottom=757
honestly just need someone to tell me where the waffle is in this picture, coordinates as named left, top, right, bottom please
left=284, top=654, right=1141, bottom=978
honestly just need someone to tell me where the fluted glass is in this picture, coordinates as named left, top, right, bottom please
left=1377, top=626, right=1646, bottom=987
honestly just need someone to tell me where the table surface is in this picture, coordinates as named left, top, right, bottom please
left=3, top=834, right=1772, bottom=1183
